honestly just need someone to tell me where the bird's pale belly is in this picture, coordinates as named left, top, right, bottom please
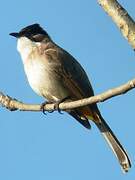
left=24, top=59, right=69, bottom=101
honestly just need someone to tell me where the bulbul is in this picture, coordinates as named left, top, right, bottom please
left=10, top=23, right=131, bottom=172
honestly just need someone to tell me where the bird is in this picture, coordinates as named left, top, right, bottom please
left=10, top=23, right=131, bottom=172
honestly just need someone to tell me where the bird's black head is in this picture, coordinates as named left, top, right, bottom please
left=10, top=24, right=49, bottom=42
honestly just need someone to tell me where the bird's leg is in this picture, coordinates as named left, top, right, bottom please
left=40, top=101, right=54, bottom=115
left=54, top=96, right=71, bottom=114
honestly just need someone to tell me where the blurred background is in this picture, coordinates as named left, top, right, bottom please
left=0, top=0, right=134, bottom=179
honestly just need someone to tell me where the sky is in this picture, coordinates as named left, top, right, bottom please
left=0, top=0, right=135, bottom=179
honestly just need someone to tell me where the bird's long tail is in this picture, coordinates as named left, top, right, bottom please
left=94, top=113, right=131, bottom=172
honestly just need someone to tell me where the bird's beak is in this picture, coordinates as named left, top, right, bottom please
left=9, top=32, right=19, bottom=38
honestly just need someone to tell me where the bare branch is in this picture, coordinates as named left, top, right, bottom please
left=0, top=79, right=135, bottom=112
left=98, top=0, right=135, bottom=49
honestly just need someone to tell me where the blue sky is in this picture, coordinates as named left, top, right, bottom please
left=0, top=0, right=135, bottom=179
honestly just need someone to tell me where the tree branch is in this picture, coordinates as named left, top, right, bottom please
left=0, top=79, right=135, bottom=112
left=98, top=0, right=135, bottom=49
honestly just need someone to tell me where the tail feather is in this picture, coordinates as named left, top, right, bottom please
left=95, top=114, right=131, bottom=172
left=68, top=107, right=131, bottom=172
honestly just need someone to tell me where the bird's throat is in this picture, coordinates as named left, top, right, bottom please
left=17, top=37, right=35, bottom=63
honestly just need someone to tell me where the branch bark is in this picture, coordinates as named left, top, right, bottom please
left=98, top=0, right=135, bottom=49
left=0, top=79, right=135, bottom=112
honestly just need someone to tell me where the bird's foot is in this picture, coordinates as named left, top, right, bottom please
left=54, top=96, right=70, bottom=114
left=40, top=101, right=54, bottom=115
left=41, top=96, right=70, bottom=115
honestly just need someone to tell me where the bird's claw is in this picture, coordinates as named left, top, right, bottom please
left=53, top=96, right=70, bottom=114
left=40, top=101, right=54, bottom=115
left=54, top=102, right=63, bottom=114
left=40, top=102, right=47, bottom=115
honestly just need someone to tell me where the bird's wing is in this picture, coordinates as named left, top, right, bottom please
left=59, top=49, right=94, bottom=99
left=44, top=45, right=97, bottom=120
